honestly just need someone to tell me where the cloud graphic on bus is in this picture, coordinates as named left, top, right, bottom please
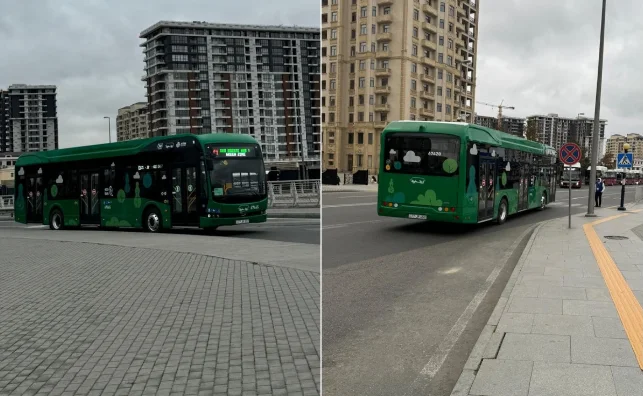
left=389, top=149, right=396, bottom=155
left=18, top=167, right=24, bottom=176
left=56, top=175, right=63, bottom=184
left=469, top=144, right=478, bottom=155
left=37, top=168, right=42, bottom=174
left=403, top=151, right=421, bottom=163
left=133, top=172, right=140, bottom=179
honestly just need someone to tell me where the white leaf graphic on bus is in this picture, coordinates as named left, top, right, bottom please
left=56, top=175, right=63, bottom=184
left=403, top=151, right=421, bottom=163
left=133, top=172, right=140, bottom=179
left=470, top=144, right=478, bottom=155
left=18, top=167, right=25, bottom=176
left=505, top=162, right=511, bottom=172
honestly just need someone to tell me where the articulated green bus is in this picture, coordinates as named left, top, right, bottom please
left=377, top=121, right=558, bottom=224
left=14, top=134, right=268, bottom=232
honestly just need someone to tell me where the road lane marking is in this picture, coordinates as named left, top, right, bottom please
left=584, top=210, right=643, bottom=369
left=322, top=219, right=385, bottom=229
left=335, top=194, right=377, bottom=199
left=323, top=203, right=376, bottom=208
left=404, top=225, right=536, bottom=393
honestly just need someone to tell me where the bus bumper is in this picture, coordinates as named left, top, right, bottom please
left=200, top=213, right=267, bottom=228
left=377, top=205, right=469, bottom=223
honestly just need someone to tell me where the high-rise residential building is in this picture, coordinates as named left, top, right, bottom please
left=116, top=102, right=150, bottom=141
left=139, top=21, right=321, bottom=169
left=605, top=133, right=643, bottom=164
left=474, top=113, right=525, bottom=137
left=321, top=0, right=479, bottom=173
left=0, top=85, right=58, bottom=153
left=527, top=113, right=606, bottom=155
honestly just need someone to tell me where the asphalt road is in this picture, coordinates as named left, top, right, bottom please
left=321, top=185, right=638, bottom=396
left=0, top=217, right=320, bottom=245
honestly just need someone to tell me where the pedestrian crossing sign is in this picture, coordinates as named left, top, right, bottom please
left=617, top=152, right=633, bottom=168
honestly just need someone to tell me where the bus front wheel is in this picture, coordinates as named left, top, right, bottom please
left=539, top=192, right=547, bottom=210
left=49, top=209, right=64, bottom=230
left=144, top=207, right=162, bottom=233
left=496, top=198, right=508, bottom=225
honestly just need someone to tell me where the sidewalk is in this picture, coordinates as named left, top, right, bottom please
left=322, top=184, right=378, bottom=193
left=452, top=204, right=643, bottom=396
left=268, top=207, right=319, bottom=218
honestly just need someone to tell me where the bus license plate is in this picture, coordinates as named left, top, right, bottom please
left=408, top=214, right=427, bottom=220
left=236, top=219, right=250, bottom=224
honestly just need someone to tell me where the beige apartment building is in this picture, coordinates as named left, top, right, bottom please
left=321, top=0, right=479, bottom=174
left=116, top=102, right=150, bottom=142
left=605, top=133, right=643, bottom=165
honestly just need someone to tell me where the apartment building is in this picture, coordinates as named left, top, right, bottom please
left=527, top=113, right=606, bottom=155
left=321, top=0, right=479, bottom=174
left=568, top=115, right=606, bottom=157
left=474, top=113, right=525, bottom=137
left=605, top=133, right=643, bottom=164
left=116, top=102, right=150, bottom=141
left=0, top=85, right=58, bottom=153
left=140, top=21, right=321, bottom=168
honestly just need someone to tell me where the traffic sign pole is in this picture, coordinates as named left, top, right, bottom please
left=559, top=143, right=582, bottom=229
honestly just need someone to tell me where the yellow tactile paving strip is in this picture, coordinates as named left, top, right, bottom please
left=583, top=209, right=643, bottom=369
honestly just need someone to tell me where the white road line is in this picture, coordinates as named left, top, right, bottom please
left=403, top=226, right=535, bottom=394
left=335, top=194, right=378, bottom=199
left=323, top=203, right=376, bottom=208
left=322, top=219, right=385, bottom=229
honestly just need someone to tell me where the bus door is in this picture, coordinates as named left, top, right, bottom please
left=79, top=171, right=100, bottom=225
left=478, top=158, right=496, bottom=221
left=25, top=168, right=44, bottom=223
left=169, top=165, right=201, bottom=226
left=518, top=165, right=529, bottom=211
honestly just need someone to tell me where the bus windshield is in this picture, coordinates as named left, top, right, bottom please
left=564, top=169, right=581, bottom=180
left=383, top=133, right=460, bottom=176
left=207, top=144, right=267, bottom=203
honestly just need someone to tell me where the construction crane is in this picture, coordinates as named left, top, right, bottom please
left=476, top=100, right=515, bottom=130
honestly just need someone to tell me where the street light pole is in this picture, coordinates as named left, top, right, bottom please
left=104, top=116, right=111, bottom=143
left=586, top=0, right=607, bottom=217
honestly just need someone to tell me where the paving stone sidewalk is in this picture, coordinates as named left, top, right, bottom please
left=452, top=206, right=643, bottom=396
left=0, top=237, right=320, bottom=396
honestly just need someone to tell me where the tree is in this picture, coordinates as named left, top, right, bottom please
left=600, top=152, right=614, bottom=167
left=525, top=119, right=538, bottom=141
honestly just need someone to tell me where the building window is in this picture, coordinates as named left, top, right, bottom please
left=437, top=103, right=442, bottom=112
left=360, top=6, right=367, bottom=17
left=413, top=9, right=419, bottom=20
left=439, top=36, right=444, bottom=46
left=440, top=2, right=445, bottom=12
left=331, top=12, right=338, bottom=21
left=439, top=19, right=444, bottom=28
left=361, top=24, right=367, bottom=34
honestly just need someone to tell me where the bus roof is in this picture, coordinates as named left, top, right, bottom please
left=16, top=133, right=259, bottom=167
left=382, top=121, right=555, bottom=156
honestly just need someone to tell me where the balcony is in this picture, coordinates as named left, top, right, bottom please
left=376, top=13, right=394, bottom=24
left=375, top=50, right=392, bottom=58
left=377, top=0, right=393, bottom=5
left=375, top=86, right=391, bottom=94
left=375, top=68, right=392, bottom=76
left=420, top=90, right=434, bottom=99
left=376, top=32, right=393, bottom=41
left=375, top=104, right=390, bottom=112
left=421, top=73, right=435, bottom=82
left=422, top=22, right=437, bottom=34
left=469, top=16, right=476, bottom=24
left=420, top=107, right=435, bottom=117
left=423, top=3, right=439, bottom=17
left=421, top=39, right=437, bottom=51
left=374, top=120, right=388, bottom=128
left=421, top=56, right=435, bottom=66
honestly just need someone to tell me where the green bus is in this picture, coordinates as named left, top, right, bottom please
left=14, top=133, right=268, bottom=232
left=377, top=121, right=558, bottom=224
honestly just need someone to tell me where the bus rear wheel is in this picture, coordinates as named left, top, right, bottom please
left=144, top=207, right=162, bottom=233
left=49, top=209, right=64, bottom=230
left=496, top=198, right=508, bottom=225
left=539, top=192, right=547, bottom=210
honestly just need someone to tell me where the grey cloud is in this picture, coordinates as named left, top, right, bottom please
left=0, top=0, right=319, bottom=148
left=476, top=0, right=643, bottom=138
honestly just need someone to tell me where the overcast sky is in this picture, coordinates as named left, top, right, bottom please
left=476, top=0, right=641, bottom=139
left=0, top=0, right=318, bottom=148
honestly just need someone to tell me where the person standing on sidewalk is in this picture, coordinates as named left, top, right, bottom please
left=595, top=177, right=605, bottom=207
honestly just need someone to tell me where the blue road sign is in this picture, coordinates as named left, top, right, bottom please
left=559, top=142, right=581, bottom=165
left=617, top=152, right=633, bottom=168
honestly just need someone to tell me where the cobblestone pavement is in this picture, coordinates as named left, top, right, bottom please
left=0, top=236, right=320, bottom=396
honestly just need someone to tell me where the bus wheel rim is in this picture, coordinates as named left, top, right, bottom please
left=501, top=203, right=506, bottom=220
left=53, top=214, right=61, bottom=229
left=541, top=194, right=546, bottom=208
left=148, top=213, right=159, bottom=231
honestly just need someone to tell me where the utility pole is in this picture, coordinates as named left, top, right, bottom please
left=586, top=0, right=606, bottom=217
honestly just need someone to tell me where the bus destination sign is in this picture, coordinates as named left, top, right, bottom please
left=208, top=145, right=258, bottom=158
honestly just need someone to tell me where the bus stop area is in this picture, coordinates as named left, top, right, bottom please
left=0, top=227, right=320, bottom=395
left=452, top=203, right=643, bottom=396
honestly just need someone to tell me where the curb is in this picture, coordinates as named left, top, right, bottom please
left=450, top=219, right=551, bottom=396
left=268, top=213, right=320, bottom=219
